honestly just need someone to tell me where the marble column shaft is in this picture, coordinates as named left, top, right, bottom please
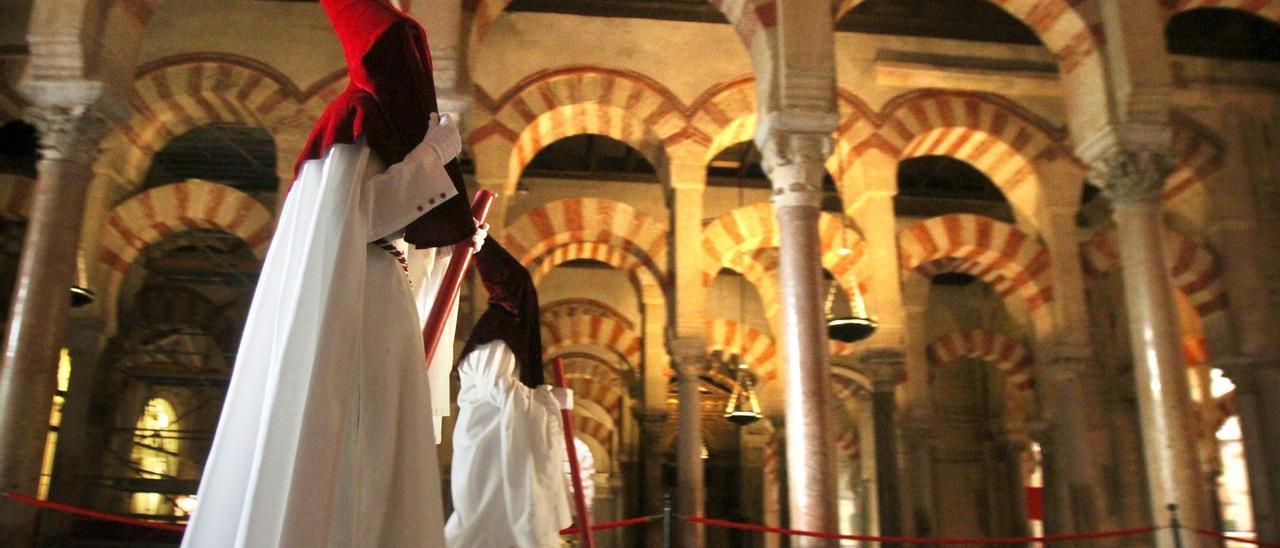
left=640, top=412, right=668, bottom=547
left=765, top=131, right=839, bottom=547
left=859, top=349, right=905, bottom=547
left=1098, top=148, right=1211, bottom=545
left=0, top=105, right=104, bottom=545
left=671, top=338, right=706, bottom=547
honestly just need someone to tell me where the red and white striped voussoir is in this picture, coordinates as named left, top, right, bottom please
left=926, top=329, right=1035, bottom=390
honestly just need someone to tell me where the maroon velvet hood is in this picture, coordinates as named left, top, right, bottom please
left=460, top=241, right=545, bottom=389
left=296, top=0, right=472, bottom=248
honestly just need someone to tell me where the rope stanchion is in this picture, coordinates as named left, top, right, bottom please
left=559, top=515, right=659, bottom=536
left=1190, top=528, right=1280, bottom=548
left=2, top=492, right=186, bottom=532
left=684, top=515, right=1158, bottom=545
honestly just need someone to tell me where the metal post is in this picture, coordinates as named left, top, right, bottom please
left=1169, top=503, right=1185, bottom=548
left=663, top=494, right=674, bottom=548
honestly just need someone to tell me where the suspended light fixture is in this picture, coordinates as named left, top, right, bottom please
left=826, top=269, right=877, bottom=343
left=724, top=361, right=762, bottom=425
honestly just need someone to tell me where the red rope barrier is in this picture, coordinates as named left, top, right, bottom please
left=1192, top=528, right=1280, bottom=547
left=2, top=492, right=186, bottom=532
left=685, top=515, right=1157, bottom=544
left=560, top=515, right=657, bottom=536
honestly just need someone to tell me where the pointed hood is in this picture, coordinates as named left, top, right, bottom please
left=460, top=241, right=545, bottom=388
left=295, top=0, right=473, bottom=248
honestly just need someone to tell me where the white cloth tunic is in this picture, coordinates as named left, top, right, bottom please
left=182, top=141, right=458, bottom=548
left=445, top=341, right=572, bottom=548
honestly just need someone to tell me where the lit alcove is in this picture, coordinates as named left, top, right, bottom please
left=129, top=398, right=181, bottom=517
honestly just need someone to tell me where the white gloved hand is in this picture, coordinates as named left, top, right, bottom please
left=418, top=112, right=462, bottom=165
left=551, top=387, right=573, bottom=411
left=471, top=222, right=488, bottom=255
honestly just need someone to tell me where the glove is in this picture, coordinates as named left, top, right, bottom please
left=551, top=387, right=573, bottom=411
left=417, top=112, right=462, bottom=165
left=471, top=222, right=488, bottom=255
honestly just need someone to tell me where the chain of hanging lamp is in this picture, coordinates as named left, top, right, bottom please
left=723, top=154, right=763, bottom=425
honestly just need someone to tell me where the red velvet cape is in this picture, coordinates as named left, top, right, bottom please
left=298, top=0, right=473, bottom=248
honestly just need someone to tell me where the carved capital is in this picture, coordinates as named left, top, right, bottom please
left=668, top=337, right=709, bottom=378
left=856, top=346, right=906, bottom=391
left=1039, top=344, right=1092, bottom=383
left=1090, top=148, right=1174, bottom=206
left=24, top=104, right=108, bottom=163
left=761, top=131, right=831, bottom=209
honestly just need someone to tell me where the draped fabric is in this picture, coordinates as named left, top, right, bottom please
left=460, top=241, right=545, bottom=388
left=297, top=0, right=473, bottom=249
left=181, top=142, right=457, bottom=547
left=446, top=341, right=573, bottom=548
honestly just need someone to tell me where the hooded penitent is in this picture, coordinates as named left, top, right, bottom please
left=460, top=241, right=545, bottom=388
left=299, top=0, right=473, bottom=248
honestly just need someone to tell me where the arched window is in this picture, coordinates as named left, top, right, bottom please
left=130, top=398, right=181, bottom=516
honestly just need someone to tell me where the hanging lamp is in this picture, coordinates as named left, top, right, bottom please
left=724, top=361, right=762, bottom=425
left=825, top=272, right=876, bottom=343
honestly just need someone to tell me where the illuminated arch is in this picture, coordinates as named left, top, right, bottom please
left=898, top=214, right=1054, bottom=332
left=926, top=329, right=1035, bottom=390
left=96, top=180, right=273, bottom=328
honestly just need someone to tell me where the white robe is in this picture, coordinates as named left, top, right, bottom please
left=183, top=141, right=459, bottom=548
left=445, top=341, right=572, bottom=548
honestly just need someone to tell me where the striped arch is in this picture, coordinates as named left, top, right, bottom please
left=899, top=214, right=1054, bottom=330
left=540, top=312, right=643, bottom=374
left=834, top=0, right=1102, bottom=73
left=1163, top=114, right=1226, bottom=230
left=469, top=69, right=682, bottom=185
left=104, top=56, right=319, bottom=195
left=876, top=92, right=1072, bottom=222
left=702, top=202, right=867, bottom=293
left=687, top=78, right=758, bottom=161
left=0, top=174, right=34, bottom=221
left=553, top=355, right=628, bottom=424
left=530, top=242, right=650, bottom=285
left=926, top=330, right=1035, bottom=390
left=1082, top=226, right=1228, bottom=319
left=541, top=299, right=634, bottom=331
left=706, top=319, right=779, bottom=383
left=97, top=180, right=274, bottom=325
left=503, top=198, right=669, bottom=284
left=470, top=0, right=775, bottom=52
left=1166, top=1, right=1280, bottom=24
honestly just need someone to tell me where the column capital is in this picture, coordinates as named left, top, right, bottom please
left=668, top=336, right=709, bottom=377
left=856, top=346, right=906, bottom=391
left=24, top=104, right=109, bottom=163
left=757, top=111, right=837, bottom=209
left=1039, top=343, right=1093, bottom=383
left=1088, top=147, right=1175, bottom=206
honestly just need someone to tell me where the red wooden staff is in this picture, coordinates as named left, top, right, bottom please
left=423, top=190, right=495, bottom=367
left=553, top=356, right=596, bottom=548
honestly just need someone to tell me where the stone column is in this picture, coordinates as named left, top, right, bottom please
left=640, top=411, right=668, bottom=547
left=858, top=348, right=905, bottom=547
left=1095, top=149, right=1212, bottom=543
left=1220, top=358, right=1280, bottom=542
left=0, top=104, right=105, bottom=545
left=1035, top=345, right=1119, bottom=540
left=43, top=316, right=107, bottom=535
left=855, top=391, right=880, bottom=538
left=762, top=127, right=839, bottom=546
left=671, top=337, right=707, bottom=547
